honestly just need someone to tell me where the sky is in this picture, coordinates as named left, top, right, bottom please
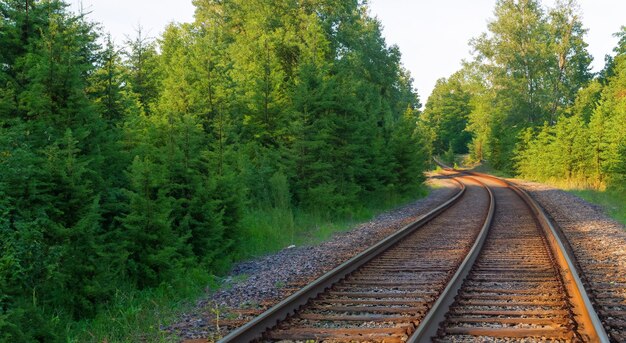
left=72, top=0, right=625, bottom=104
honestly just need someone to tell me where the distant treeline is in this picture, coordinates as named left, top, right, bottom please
left=420, top=0, right=625, bottom=191
left=0, top=0, right=427, bottom=340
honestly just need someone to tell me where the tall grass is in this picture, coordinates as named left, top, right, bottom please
left=66, top=269, right=218, bottom=342
left=237, top=188, right=428, bottom=260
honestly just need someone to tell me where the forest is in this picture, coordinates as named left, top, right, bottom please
left=420, top=0, right=626, bottom=192
left=0, top=0, right=625, bottom=341
left=0, top=0, right=427, bottom=340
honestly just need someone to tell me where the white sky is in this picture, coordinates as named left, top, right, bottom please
left=73, top=0, right=625, bottom=104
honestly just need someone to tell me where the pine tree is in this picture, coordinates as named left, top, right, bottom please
left=590, top=53, right=626, bottom=189
left=420, top=75, right=473, bottom=155
left=121, top=156, right=183, bottom=288
left=1, top=1, right=431, bottom=338
left=0, top=1, right=118, bottom=336
left=291, top=62, right=339, bottom=212
left=389, top=108, right=427, bottom=195
left=124, top=26, right=161, bottom=115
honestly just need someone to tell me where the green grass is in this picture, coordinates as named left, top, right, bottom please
left=237, top=207, right=299, bottom=257
left=66, top=269, right=219, bottom=343
left=569, top=189, right=626, bottom=227
left=237, top=187, right=429, bottom=260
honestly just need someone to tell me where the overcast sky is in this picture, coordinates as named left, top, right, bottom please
left=72, top=0, right=625, bottom=104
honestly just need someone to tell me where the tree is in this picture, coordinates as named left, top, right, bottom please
left=546, top=0, right=593, bottom=120
left=120, top=156, right=183, bottom=288
left=389, top=108, right=428, bottom=195
left=419, top=74, right=473, bottom=155
left=124, top=26, right=161, bottom=115
left=466, top=0, right=592, bottom=172
left=589, top=53, right=626, bottom=189
left=1, top=0, right=430, bottom=339
left=599, top=26, right=626, bottom=83
left=514, top=23, right=625, bottom=189
left=0, top=1, right=117, bottom=336
left=569, top=79, right=602, bottom=122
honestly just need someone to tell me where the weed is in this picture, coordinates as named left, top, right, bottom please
left=211, top=304, right=221, bottom=340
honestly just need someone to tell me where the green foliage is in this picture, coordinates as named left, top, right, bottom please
left=123, top=26, right=162, bottom=115
left=443, top=143, right=456, bottom=166
left=121, top=156, right=182, bottom=288
left=570, top=80, right=602, bottom=122
left=0, top=0, right=429, bottom=340
left=425, top=0, right=624, bottom=194
left=388, top=109, right=428, bottom=195
left=463, top=0, right=592, bottom=172
left=237, top=185, right=427, bottom=260
left=419, top=74, right=473, bottom=155
left=599, top=26, right=626, bottom=83
left=515, top=36, right=626, bottom=191
left=66, top=268, right=217, bottom=343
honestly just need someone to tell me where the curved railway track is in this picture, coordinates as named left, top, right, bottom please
left=423, top=174, right=605, bottom=342
left=218, top=166, right=609, bottom=342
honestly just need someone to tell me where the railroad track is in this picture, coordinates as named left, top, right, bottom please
left=218, top=166, right=609, bottom=342
left=424, top=174, right=603, bottom=342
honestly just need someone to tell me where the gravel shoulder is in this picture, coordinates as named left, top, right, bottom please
left=512, top=179, right=626, bottom=342
left=166, top=175, right=460, bottom=342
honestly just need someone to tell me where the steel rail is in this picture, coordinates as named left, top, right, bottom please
left=218, top=176, right=466, bottom=343
left=428, top=158, right=609, bottom=342
left=407, top=174, right=495, bottom=343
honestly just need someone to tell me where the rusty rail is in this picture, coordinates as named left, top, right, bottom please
left=481, top=171, right=608, bottom=342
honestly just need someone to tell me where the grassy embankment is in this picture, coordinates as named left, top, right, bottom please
left=67, top=188, right=429, bottom=342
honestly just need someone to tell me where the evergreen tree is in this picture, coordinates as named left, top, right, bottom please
left=420, top=74, right=473, bottom=155
left=1, top=0, right=430, bottom=339
left=0, top=0, right=115, bottom=337
left=121, top=156, right=183, bottom=288
left=389, top=108, right=428, bottom=195
left=589, top=53, right=626, bottom=189
left=123, top=26, right=161, bottom=115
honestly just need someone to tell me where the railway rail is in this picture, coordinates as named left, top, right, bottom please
left=217, top=163, right=609, bottom=342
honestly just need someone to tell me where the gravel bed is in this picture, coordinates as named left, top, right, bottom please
left=512, top=179, right=626, bottom=342
left=165, top=175, right=459, bottom=341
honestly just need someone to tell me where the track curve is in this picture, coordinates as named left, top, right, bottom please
left=218, top=164, right=608, bottom=342
left=432, top=175, right=584, bottom=341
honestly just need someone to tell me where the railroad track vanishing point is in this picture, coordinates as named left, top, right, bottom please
left=218, top=165, right=609, bottom=342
